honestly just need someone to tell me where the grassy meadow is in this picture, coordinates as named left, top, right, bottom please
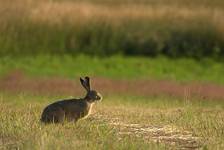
left=1, top=93, right=224, bottom=149
left=1, top=0, right=224, bottom=149
left=0, top=56, right=224, bottom=149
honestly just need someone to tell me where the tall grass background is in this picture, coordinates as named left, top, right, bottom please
left=0, top=0, right=224, bottom=59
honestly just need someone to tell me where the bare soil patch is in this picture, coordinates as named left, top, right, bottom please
left=92, top=114, right=202, bottom=149
left=1, top=70, right=224, bottom=100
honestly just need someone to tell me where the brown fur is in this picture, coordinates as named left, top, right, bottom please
left=40, top=77, right=102, bottom=123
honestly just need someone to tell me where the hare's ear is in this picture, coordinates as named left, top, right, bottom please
left=85, top=76, right=91, bottom=90
left=80, top=77, right=90, bottom=91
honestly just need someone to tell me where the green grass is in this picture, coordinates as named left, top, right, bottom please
left=0, top=93, right=224, bottom=149
left=1, top=55, right=224, bottom=84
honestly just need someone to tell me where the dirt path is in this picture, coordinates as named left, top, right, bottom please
left=1, top=70, right=224, bottom=100
left=92, top=114, right=202, bottom=149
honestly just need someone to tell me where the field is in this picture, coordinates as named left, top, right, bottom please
left=1, top=0, right=224, bottom=149
left=0, top=56, right=224, bottom=149
left=1, top=93, right=224, bottom=149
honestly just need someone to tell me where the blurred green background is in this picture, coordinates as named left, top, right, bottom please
left=0, top=0, right=224, bottom=83
left=0, top=0, right=224, bottom=59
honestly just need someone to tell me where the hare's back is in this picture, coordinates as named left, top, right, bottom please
left=41, top=99, right=88, bottom=123
left=42, top=99, right=83, bottom=113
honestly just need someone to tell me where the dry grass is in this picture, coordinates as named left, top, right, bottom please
left=31, top=2, right=223, bottom=20
left=0, top=93, right=224, bottom=149
left=1, top=0, right=224, bottom=29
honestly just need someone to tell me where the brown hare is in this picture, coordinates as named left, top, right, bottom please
left=40, top=76, right=102, bottom=123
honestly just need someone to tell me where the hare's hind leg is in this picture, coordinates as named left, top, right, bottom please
left=41, top=108, right=65, bottom=123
